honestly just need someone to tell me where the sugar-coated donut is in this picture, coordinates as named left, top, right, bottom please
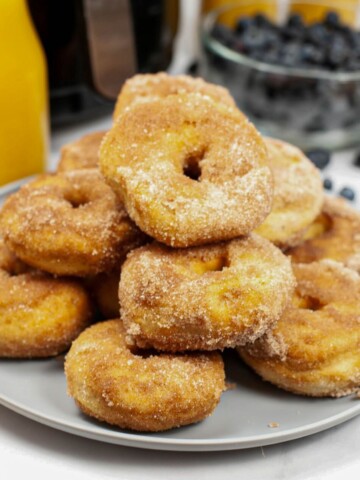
left=113, top=72, right=236, bottom=119
left=255, top=138, right=323, bottom=247
left=65, top=320, right=225, bottom=432
left=120, top=235, right=295, bottom=351
left=0, top=239, right=92, bottom=358
left=288, top=196, right=360, bottom=272
left=238, top=260, right=360, bottom=397
left=100, top=93, right=273, bottom=247
left=57, top=131, right=106, bottom=172
left=0, top=169, right=146, bottom=276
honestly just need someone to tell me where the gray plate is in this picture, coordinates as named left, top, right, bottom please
left=0, top=179, right=359, bottom=452
left=0, top=352, right=359, bottom=452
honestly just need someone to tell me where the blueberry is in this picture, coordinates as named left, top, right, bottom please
left=279, top=41, right=302, bottom=67
left=306, top=149, right=331, bottom=169
left=327, top=35, right=350, bottom=68
left=324, top=11, right=340, bottom=29
left=287, top=13, right=304, bottom=29
left=339, top=186, right=355, bottom=201
left=254, top=13, right=272, bottom=28
left=235, top=16, right=253, bottom=34
left=323, top=178, right=333, bottom=190
left=241, top=26, right=270, bottom=52
left=301, top=43, right=325, bottom=65
left=306, top=23, right=330, bottom=47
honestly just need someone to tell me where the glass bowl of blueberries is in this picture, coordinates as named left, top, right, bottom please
left=200, top=0, right=360, bottom=149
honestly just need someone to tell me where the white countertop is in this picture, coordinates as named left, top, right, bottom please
left=0, top=112, right=359, bottom=480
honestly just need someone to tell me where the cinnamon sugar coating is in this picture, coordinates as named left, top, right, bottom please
left=100, top=93, right=273, bottom=247
left=65, top=319, right=225, bottom=432
left=113, top=72, right=236, bottom=119
left=255, top=138, right=324, bottom=247
left=0, top=239, right=92, bottom=358
left=288, top=196, right=360, bottom=272
left=57, top=131, right=106, bottom=172
left=0, top=169, right=146, bottom=276
left=238, top=260, right=360, bottom=397
left=120, top=235, right=295, bottom=351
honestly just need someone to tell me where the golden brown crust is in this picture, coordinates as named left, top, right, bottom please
left=101, top=92, right=273, bottom=247
left=0, top=169, right=146, bottom=276
left=65, top=319, right=225, bottom=432
left=0, top=239, right=92, bottom=358
left=238, top=260, right=360, bottom=397
left=113, top=72, right=236, bottom=119
left=120, top=235, right=295, bottom=351
left=57, top=131, right=106, bottom=172
left=255, top=138, right=324, bottom=247
left=288, top=196, right=360, bottom=272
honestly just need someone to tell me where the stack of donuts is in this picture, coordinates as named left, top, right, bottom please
left=0, top=73, right=359, bottom=433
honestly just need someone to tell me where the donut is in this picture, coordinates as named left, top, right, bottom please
left=57, top=131, right=106, bottom=172
left=100, top=93, right=273, bottom=247
left=65, top=319, right=225, bottom=432
left=0, top=169, right=146, bottom=276
left=0, top=238, right=92, bottom=358
left=238, top=260, right=360, bottom=397
left=120, top=235, right=295, bottom=351
left=113, top=72, right=236, bottom=119
left=88, top=269, right=120, bottom=319
left=255, top=138, right=323, bottom=247
left=288, top=196, right=360, bottom=272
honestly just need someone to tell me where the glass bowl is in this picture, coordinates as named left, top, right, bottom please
left=200, top=0, right=360, bottom=150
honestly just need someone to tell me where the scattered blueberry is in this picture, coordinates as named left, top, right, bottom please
left=323, top=178, right=333, bottom=190
left=305, top=149, right=331, bottom=170
left=339, top=186, right=355, bottom=201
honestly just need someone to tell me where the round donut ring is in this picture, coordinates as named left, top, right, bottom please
left=57, top=131, right=106, bottom=172
left=238, top=260, right=360, bottom=397
left=0, top=239, right=92, bottom=358
left=120, top=235, right=295, bottom=351
left=0, top=169, right=147, bottom=276
left=113, top=72, right=236, bottom=119
left=288, top=196, right=360, bottom=272
left=100, top=93, right=273, bottom=247
left=255, top=138, right=324, bottom=247
left=65, top=319, right=225, bottom=432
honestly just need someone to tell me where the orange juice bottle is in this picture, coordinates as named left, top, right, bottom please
left=0, top=0, right=48, bottom=186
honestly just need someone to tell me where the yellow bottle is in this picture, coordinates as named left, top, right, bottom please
left=289, top=0, right=359, bottom=26
left=0, top=0, right=48, bottom=186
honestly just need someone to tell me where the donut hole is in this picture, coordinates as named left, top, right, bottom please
left=190, top=255, right=230, bottom=275
left=183, top=149, right=206, bottom=181
left=296, top=295, right=324, bottom=311
left=64, top=191, right=91, bottom=209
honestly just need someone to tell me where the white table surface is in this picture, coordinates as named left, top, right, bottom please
left=0, top=112, right=359, bottom=480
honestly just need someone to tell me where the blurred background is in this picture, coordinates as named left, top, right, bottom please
left=2, top=0, right=360, bottom=190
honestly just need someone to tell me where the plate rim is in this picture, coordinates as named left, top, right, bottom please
left=1, top=390, right=359, bottom=452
